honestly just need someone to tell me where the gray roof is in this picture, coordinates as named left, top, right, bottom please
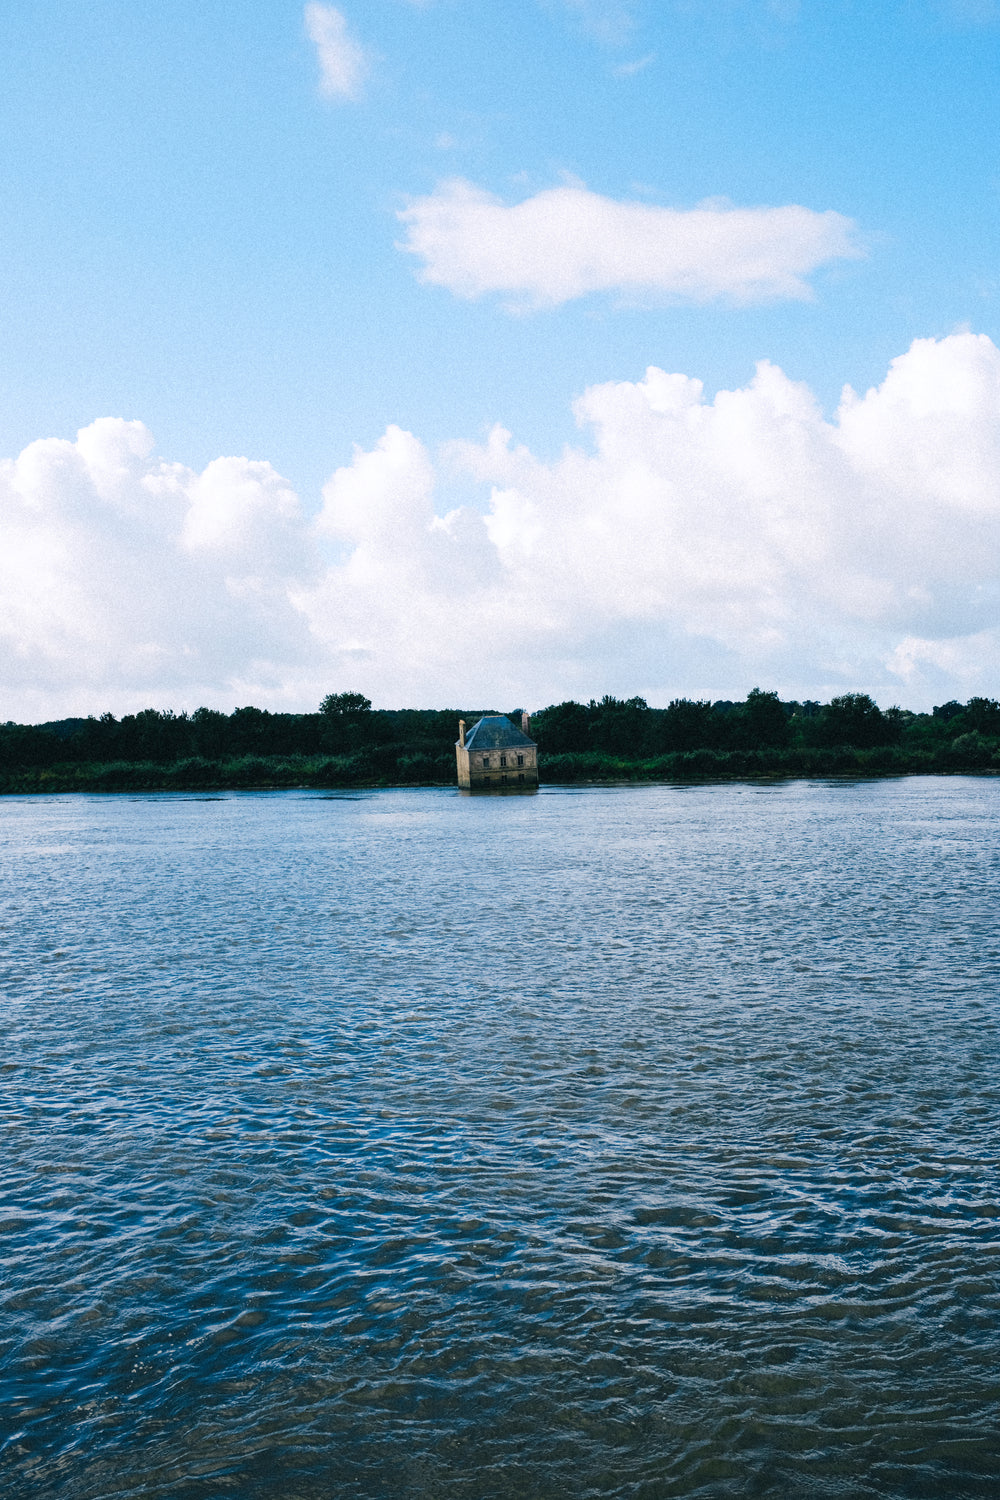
left=461, top=715, right=536, bottom=750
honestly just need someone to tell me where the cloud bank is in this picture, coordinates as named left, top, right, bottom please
left=398, top=179, right=861, bottom=307
left=2, top=335, right=998, bottom=721
left=304, top=3, right=368, bottom=100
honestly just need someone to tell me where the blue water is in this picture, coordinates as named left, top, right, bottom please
left=1, top=779, right=998, bottom=1498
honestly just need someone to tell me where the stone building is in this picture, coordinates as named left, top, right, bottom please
left=456, top=713, right=538, bottom=790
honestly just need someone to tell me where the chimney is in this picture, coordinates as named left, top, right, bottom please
left=458, top=719, right=466, bottom=747
left=521, top=711, right=530, bottom=736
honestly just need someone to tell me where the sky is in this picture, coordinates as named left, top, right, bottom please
left=1, top=0, right=999, bottom=719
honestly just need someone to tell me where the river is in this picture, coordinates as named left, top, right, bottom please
left=1, top=778, right=998, bottom=1497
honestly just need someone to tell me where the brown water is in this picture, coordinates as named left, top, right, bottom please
left=1, top=779, right=998, bottom=1497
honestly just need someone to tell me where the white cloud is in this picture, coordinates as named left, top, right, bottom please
left=304, top=3, right=368, bottom=101
left=561, top=0, right=638, bottom=46
left=0, top=419, right=320, bottom=721
left=2, top=335, right=1000, bottom=720
left=612, top=53, right=655, bottom=78
left=398, top=179, right=862, bottom=308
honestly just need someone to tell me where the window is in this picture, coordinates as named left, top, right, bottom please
left=517, top=754, right=524, bottom=766
left=501, top=774, right=507, bottom=783
left=481, top=756, right=490, bottom=767
left=500, top=754, right=507, bottom=767
left=517, top=773, right=524, bottom=782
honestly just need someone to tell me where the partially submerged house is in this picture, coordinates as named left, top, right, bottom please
left=456, top=713, right=538, bottom=790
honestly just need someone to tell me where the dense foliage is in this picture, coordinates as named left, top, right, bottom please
left=1, top=690, right=998, bottom=791
left=528, top=691, right=1000, bottom=783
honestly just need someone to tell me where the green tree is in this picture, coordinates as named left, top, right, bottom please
left=320, top=692, right=372, bottom=716
left=962, top=697, right=1000, bottom=736
left=652, top=699, right=717, bottom=752
left=319, top=692, right=372, bottom=754
left=819, top=693, right=893, bottom=748
left=532, top=700, right=591, bottom=753
left=736, top=688, right=789, bottom=749
left=589, top=695, right=648, bottom=754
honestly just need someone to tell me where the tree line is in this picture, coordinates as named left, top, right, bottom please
left=0, top=688, right=998, bottom=791
left=529, top=690, right=1000, bottom=780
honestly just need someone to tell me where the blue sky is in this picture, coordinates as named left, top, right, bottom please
left=2, top=1, right=999, bottom=716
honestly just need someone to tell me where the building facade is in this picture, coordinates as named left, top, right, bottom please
left=456, top=714, right=539, bottom=790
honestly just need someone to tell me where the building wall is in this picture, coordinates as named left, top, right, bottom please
left=464, top=743, right=538, bottom=789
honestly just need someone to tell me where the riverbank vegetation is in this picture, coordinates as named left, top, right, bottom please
left=1, top=689, right=998, bottom=792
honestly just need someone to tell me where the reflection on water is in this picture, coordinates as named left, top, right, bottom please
left=1, top=779, right=998, bottom=1498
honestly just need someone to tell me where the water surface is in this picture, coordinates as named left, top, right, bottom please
left=1, top=779, right=998, bottom=1497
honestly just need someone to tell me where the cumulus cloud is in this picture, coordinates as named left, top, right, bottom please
left=398, top=179, right=862, bottom=307
left=2, top=335, right=999, bottom=721
left=0, top=419, right=320, bottom=721
left=304, top=3, right=368, bottom=101
left=427, top=336, right=1000, bottom=704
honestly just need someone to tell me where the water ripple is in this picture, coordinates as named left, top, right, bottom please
left=1, top=779, right=998, bottom=1497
